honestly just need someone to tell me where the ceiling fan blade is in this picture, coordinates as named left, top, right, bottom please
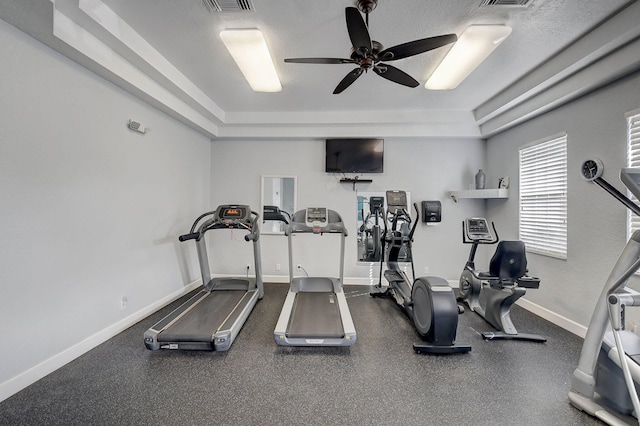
left=345, top=7, right=372, bottom=56
left=373, top=64, right=419, bottom=88
left=379, top=34, right=458, bottom=61
left=334, top=68, right=365, bottom=94
left=285, top=58, right=355, bottom=64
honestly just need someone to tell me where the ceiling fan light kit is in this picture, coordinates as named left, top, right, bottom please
left=284, top=0, right=457, bottom=94
left=220, top=29, right=282, bottom=92
left=425, top=25, right=512, bottom=90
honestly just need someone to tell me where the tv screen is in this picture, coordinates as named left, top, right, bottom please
left=325, top=138, right=384, bottom=173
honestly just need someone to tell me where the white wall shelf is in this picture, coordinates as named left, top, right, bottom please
left=449, top=188, right=508, bottom=202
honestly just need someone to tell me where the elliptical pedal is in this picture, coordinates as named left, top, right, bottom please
left=384, top=269, right=405, bottom=283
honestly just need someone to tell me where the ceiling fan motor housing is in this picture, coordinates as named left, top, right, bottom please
left=356, top=0, right=378, bottom=14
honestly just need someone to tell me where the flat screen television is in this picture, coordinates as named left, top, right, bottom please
left=325, top=138, right=384, bottom=173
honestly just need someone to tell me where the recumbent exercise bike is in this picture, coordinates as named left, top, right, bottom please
left=458, top=217, right=545, bottom=342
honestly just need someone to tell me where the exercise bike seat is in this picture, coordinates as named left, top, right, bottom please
left=470, top=241, right=528, bottom=289
left=487, top=241, right=540, bottom=289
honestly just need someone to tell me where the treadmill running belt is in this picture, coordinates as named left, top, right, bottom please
left=287, top=292, right=344, bottom=339
left=158, top=290, right=246, bottom=342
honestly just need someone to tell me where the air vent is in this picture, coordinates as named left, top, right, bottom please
left=202, top=0, right=254, bottom=12
left=480, top=0, right=532, bottom=6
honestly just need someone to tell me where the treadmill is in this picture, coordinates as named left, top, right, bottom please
left=274, top=207, right=356, bottom=346
left=144, top=205, right=263, bottom=351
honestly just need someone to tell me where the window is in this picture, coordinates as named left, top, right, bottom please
left=519, top=134, right=568, bottom=259
left=627, top=110, right=640, bottom=239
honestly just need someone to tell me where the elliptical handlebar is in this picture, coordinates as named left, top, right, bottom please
left=407, top=203, right=420, bottom=242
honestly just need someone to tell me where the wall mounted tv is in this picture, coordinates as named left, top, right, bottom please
left=325, top=138, right=384, bottom=174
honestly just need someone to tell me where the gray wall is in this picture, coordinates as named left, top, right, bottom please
left=0, top=20, right=211, bottom=399
left=209, top=138, right=487, bottom=283
left=486, top=72, right=640, bottom=329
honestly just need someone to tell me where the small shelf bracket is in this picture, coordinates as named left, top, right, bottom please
left=340, top=178, right=373, bottom=191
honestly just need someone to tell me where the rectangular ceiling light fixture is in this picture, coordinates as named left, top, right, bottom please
left=220, top=29, right=282, bottom=92
left=425, top=25, right=512, bottom=90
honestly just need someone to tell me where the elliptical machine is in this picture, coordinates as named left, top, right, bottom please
left=458, top=217, right=545, bottom=342
left=371, top=190, right=470, bottom=354
left=359, top=196, right=384, bottom=262
left=569, top=160, right=640, bottom=425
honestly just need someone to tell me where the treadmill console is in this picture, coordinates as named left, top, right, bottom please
left=386, top=190, right=407, bottom=214
left=305, top=207, right=328, bottom=227
left=465, top=217, right=493, bottom=241
left=215, top=205, right=251, bottom=226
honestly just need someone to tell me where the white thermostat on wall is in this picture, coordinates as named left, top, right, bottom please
left=128, top=119, right=146, bottom=134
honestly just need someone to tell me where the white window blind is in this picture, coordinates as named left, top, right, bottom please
left=627, top=111, right=640, bottom=239
left=519, top=135, right=568, bottom=259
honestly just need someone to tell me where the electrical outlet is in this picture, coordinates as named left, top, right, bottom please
left=424, top=267, right=429, bottom=274
left=120, top=296, right=128, bottom=311
left=297, top=264, right=302, bottom=270
left=276, top=263, right=281, bottom=271
left=246, top=263, right=251, bottom=270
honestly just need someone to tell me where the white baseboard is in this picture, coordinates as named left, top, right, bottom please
left=516, top=297, right=588, bottom=338
left=262, top=275, right=459, bottom=287
left=0, top=280, right=201, bottom=403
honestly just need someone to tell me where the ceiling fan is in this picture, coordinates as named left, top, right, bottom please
left=284, top=0, right=458, bottom=94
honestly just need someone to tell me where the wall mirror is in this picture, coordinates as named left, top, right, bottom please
left=261, top=176, right=296, bottom=234
left=357, top=191, right=411, bottom=263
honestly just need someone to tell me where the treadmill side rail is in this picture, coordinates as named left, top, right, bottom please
left=336, top=290, right=356, bottom=341
left=274, top=280, right=356, bottom=347
left=214, top=290, right=259, bottom=351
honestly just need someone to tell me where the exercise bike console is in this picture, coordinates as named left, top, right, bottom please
left=464, top=218, right=497, bottom=242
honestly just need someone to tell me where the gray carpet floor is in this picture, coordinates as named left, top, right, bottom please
left=0, top=283, right=602, bottom=425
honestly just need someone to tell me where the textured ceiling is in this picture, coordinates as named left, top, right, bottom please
left=0, top=0, right=637, bottom=138
left=99, top=0, right=628, bottom=113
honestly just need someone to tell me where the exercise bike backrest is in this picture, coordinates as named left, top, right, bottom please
left=488, top=241, right=528, bottom=281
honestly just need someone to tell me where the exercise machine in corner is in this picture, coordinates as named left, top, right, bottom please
left=458, top=217, right=545, bottom=342
left=570, top=159, right=640, bottom=425
left=144, top=205, right=263, bottom=351
left=274, top=207, right=356, bottom=346
left=359, top=196, right=385, bottom=262
left=371, top=190, right=470, bottom=354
